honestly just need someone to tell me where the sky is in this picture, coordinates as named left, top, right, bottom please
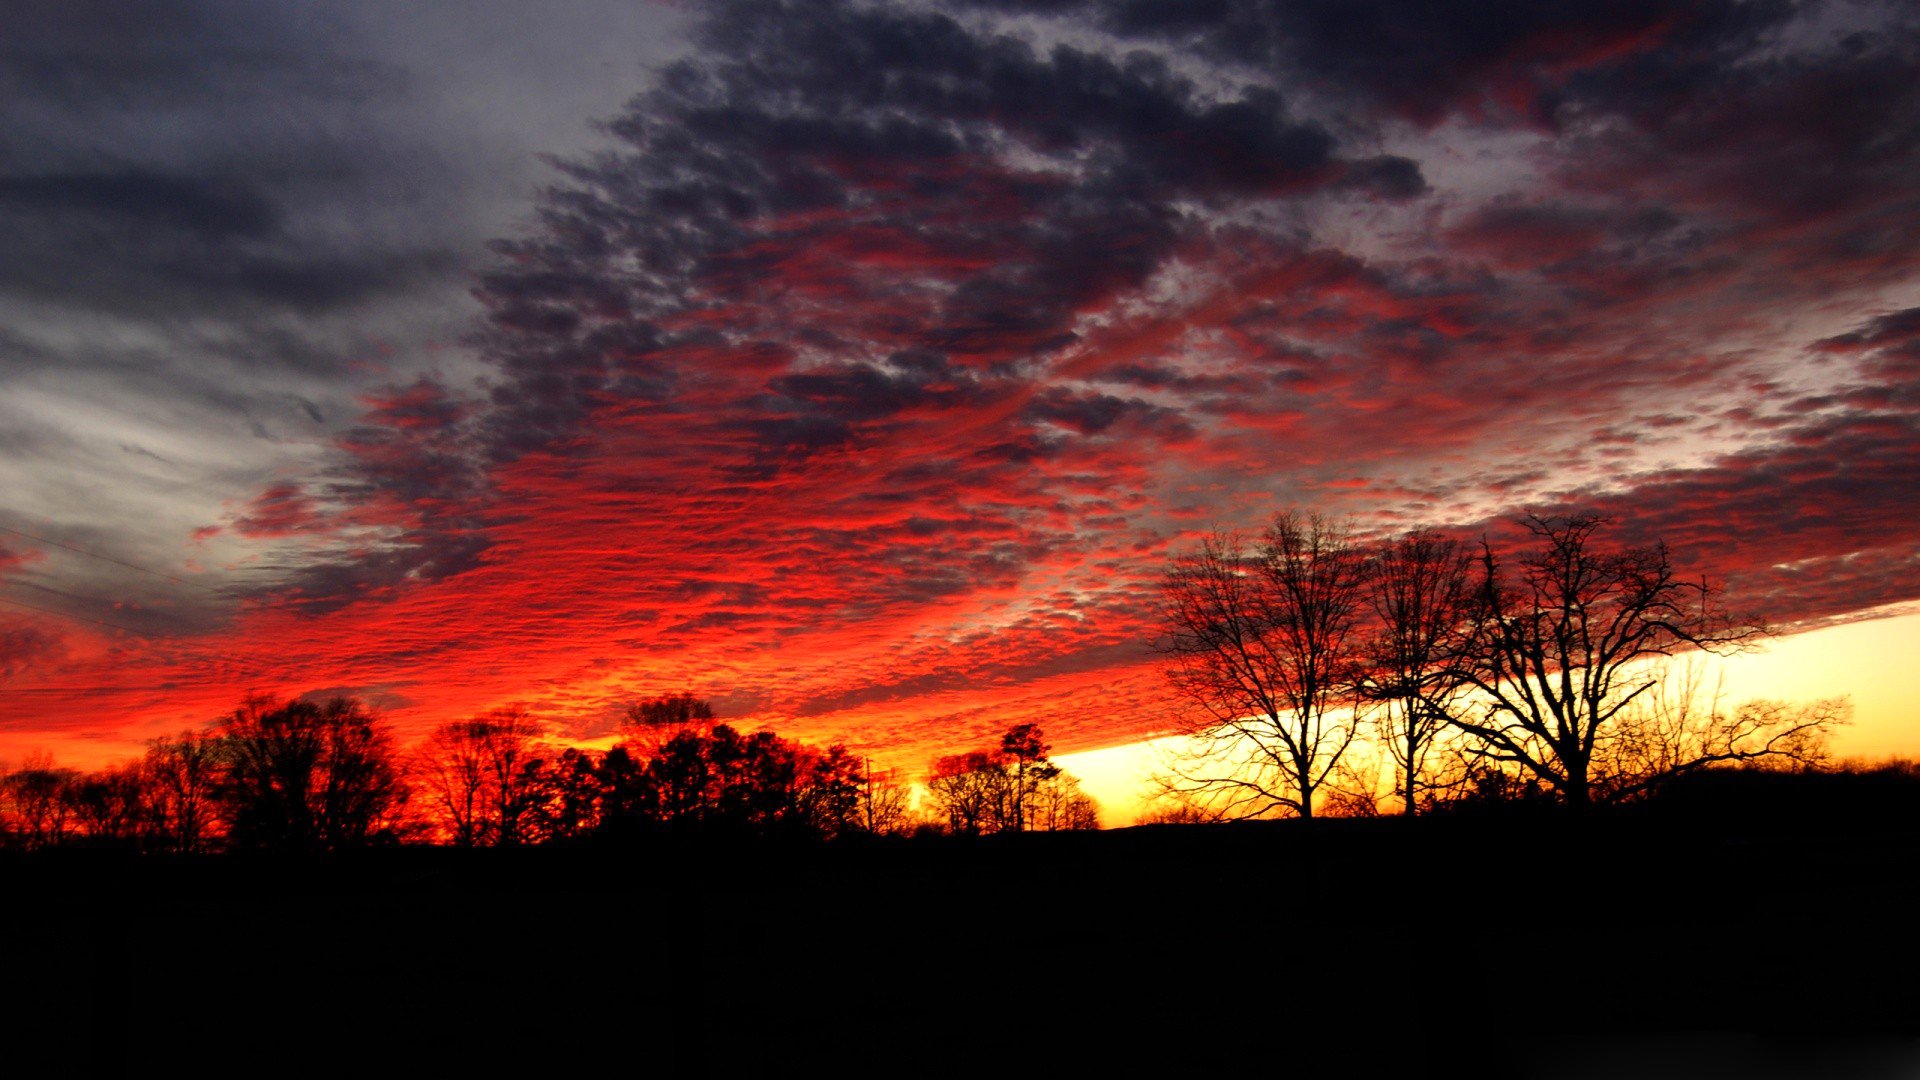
left=3, top=0, right=1918, bottom=784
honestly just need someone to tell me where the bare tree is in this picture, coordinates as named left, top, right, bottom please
left=1158, top=512, right=1370, bottom=819
left=1364, top=528, right=1475, bottom=815
left=795, top=745, right=864, bottom=840
left=1028, top=770, right=1100, bottom=831
left=416, top=706, right=549, bottom=846
left=857, top=760, right=914, bottom=836
left=68, top=764, right=147, bottom=844
left=1598, top=657, right=1847, bottom=799
left=3, top=751, right=78, bottom=848
left=922, top=725, right=1090, bottom=834
left=1444, top=514, right=1773, bottom=811
left=144, top=730, right=222, bottom=853
left=416, top=719, right=488, bottom=846
left=925, top=751, right=1004, bottom=836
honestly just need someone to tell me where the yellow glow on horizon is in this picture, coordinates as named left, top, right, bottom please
left=1057, top=609, right=1920, bottom=827
left=1712, top=608, right=1920, bottom=762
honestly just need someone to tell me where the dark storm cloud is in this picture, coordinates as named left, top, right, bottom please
left=0, top=0, right=458, bottom=324
left=1023, top=386, right=1192, bottom=438
left=254, top=376, right=494, bottom=613
left=1818, top=306, right=1920, bottom=358
left=0, top=170, right=279, bottom=241
left=308, top=0, right=1433, bottom=610
left=294, top=0, right=1916, bottom=620
left=1551, top=20, right=1920, bottom=290
left=988, top=0, right=1800, bottom=127
left=1502, top=306, right=1920, bottom=628
left=757, top=352, right=1015, bottom=445
left=686, top=0, right=1360, bottom=197
left=469, top=0, right=1412, bottom=451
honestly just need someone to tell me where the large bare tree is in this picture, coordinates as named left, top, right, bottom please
left=1158, top=512, right=1370, bottom=819
left=1446, top=514, right=1778, bottom=810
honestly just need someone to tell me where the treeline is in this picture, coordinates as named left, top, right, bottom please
left=0, top=691, right=1099, bottom=854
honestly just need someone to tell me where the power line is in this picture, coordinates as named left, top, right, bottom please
left=0, top=524, right=227, bottom=595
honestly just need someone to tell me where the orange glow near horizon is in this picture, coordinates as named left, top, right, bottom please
left=8, top=608, right=1916, bottom=831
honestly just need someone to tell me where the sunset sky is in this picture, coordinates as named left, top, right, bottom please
left=4, top=0, right=1918, bottom=790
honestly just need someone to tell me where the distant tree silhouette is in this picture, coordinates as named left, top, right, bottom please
left=1593, top=660, right=1847, bottom=801
left=415, top=705, right=548, bottom=846
left=1452, top=762, right=1554, bottom=810
left=857, top=761, right=915, bottom=836
left=926, top=751, right=1005, bottom=836
left=218, top=694, right=408, bottom=852
left=416, top=721, right=487, bottom=846
left=544, top=747, right=606, bottom=841
left=1158, top=512, right=1370, bottom=818
left=68, top=764, right=146, bottom=845
left=144, top=730, right=222, bottom=853
left=999, top=723, right=1057, bottom=833
left=623, top=692, right=717, bottom=757
left=3, top=752, right=79, bottom=848
left=1134, top=799, right=1221, bottom=826
left=925, top=725, right=1096, bottom=834
left=605, top=722, right=864, bottom=839
left=1028, top=769, right=1100, bottom=831
left=796, top=744, right=864, bottom=839
left=596, top=744, right=649, bottom=837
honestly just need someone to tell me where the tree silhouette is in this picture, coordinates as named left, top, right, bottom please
left=218, top=694, right=408, bottom=852
left=1594, top=658, right=1848, bottom=800
left=796, top=744, right=864, bottom=839
left=595, top=744, right=648, bottom=837
left=68, top=764, right=146, bottom=845
left=1158, top=512, right=1370, bottom=818
left=999, top=723, right=1057, bottom=833
left=415, top=705, right=548, bottom=846
left=3, top=752, right=78, bottom=848
left=623, top=692, right=717, bottom=758
left=924, top=725, right=1093, bottom=834
left=606, top=722, right=866, bottom=839
left=1364, top=528, right=1475, bottom=815
left=543, top=747, right=606, bottom=841
left=857, top=761, right=915, bottom=836
left=1028, top=769, right=1100, bottom=831
left=144, top=730, right=222, bottom=853
left=926, top=751, right=1005, bottom=836
left=1444, top=514, right=1771, bottom=810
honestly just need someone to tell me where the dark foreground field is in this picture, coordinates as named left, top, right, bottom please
left=7, top=773, right=1919, bottom=1078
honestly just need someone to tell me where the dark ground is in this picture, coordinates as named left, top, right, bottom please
left=6, top=773, right=1919, bottom=1077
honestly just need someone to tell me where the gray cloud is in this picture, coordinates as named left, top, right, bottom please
left=0, top=0, right=689, bottom=631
